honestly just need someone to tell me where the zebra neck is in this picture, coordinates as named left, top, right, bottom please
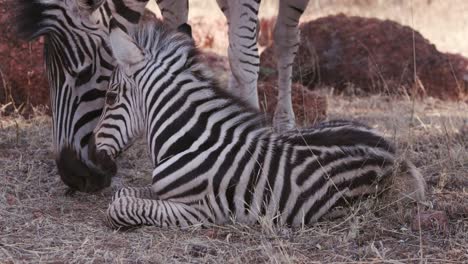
left=141, top=72, right=265, bottom=166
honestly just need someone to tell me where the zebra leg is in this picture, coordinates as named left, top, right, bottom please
left=272, top=0, right=309, bottom=132
left=157, top=0, right=189, bottom=28
left=107, top=197, right=206, bottom=228
left=112, top=186, right=157, bottom=201
left=217, top=0, right=261, bottom=109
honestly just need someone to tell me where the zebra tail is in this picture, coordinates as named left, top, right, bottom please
left=404, top=160, right=426, bottom=202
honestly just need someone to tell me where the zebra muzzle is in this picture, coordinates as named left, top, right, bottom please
left=88, top=135, right=117, bottom=178
left=57, top=146, right=114, bottom=193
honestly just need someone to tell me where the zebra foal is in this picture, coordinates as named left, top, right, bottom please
left=90, top=20, right=426, bottom=228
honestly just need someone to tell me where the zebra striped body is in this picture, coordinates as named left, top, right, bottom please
left=92, top=21, right=425, bottom=228
left=83, top=0, right=310, bottom=132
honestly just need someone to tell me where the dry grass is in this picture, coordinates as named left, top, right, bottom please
left=1, top=0, right=467, bottom=262
left=1, top=94, right=466, bottom=263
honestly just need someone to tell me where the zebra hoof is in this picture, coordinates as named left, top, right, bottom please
left=273, top=119, right=296, bottom=133
left=273, top=109, right=296, bottom=133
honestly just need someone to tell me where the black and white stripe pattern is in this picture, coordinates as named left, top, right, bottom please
left=13, top=0, right=309, bottom=193
left=81, top=0, right=310, bottom=132
left=92, top=21, right=425, bottom=228
left=16, top=0, right=176, bottom=192
left=15, top=0, right=122, bottom=192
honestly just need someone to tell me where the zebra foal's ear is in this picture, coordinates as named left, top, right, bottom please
left=109, top=20, right=145, bottom=67
left=77, top=0, right=105, bottom=12
left=177, top=23, right=193, bottom=38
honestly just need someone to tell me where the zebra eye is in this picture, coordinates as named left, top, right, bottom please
left=106, top=92, right=118, bottom=105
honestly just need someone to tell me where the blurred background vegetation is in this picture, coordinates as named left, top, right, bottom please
left=147, top=0, right=468, bottom=56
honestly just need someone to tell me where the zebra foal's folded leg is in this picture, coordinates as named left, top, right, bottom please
left=107, top=197, right=206, bottom=229
left=112, top=186, right=157, bottom=201
left=273, top=0, right=310, bottom=132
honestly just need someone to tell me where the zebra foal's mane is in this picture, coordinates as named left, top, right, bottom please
left=125, top=20, right=263, bottom=115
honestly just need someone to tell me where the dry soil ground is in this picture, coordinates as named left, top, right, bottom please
left=0, top=94, right=467, bottom=263
left=1, top=0, right=467, bottom=263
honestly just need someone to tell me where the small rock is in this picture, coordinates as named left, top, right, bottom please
left=204, top=228, right=219, bottom=239
left=411, top=210, right=449, bottom=234
left=187, top=244, right=217, bottom=258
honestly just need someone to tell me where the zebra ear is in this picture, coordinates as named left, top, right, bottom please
left=177, top=23, right=193, bottom=38
left=77, top=0, right=105, bottom=12
left=109, top=22, right=145, bottom=68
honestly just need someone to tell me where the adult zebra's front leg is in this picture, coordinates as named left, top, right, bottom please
left=217, top=0, right=261, bottom=109
left=273, top=0, right=310, bottom=132
left=107, top=197, right=208, bottom=228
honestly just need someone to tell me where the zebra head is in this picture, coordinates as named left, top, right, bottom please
left=15, top=0, right=122, bottom=192
left=90, top=23, right=147, bottom=166
left=91, top=19, right=194, bottom=167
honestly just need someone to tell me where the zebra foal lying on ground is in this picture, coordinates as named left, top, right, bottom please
left=89, top=20, right=426, bottom=228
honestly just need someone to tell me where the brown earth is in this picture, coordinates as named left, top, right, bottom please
left=260, top=14, right=468, bottom=100
left=1, top=96, right=466, bottom=263
left=0, top=0, right=48, bottom=113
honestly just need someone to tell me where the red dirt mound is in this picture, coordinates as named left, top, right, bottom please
left=260, top=14, right=468, bottom=100
left=0, top=0, right=48, bottom=112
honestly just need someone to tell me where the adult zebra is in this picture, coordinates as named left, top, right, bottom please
left=82, top=0, right=310, bottom=132
left=15, top=0, right=124, bottom=192
left=91, top=20, right=426, bottom=228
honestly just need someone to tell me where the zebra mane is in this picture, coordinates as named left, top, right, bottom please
left=133, top=20, right=261, bottom=114
left=132, top=20, right=198, bottom=68
left=15, top=0, right=50, bottom=40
